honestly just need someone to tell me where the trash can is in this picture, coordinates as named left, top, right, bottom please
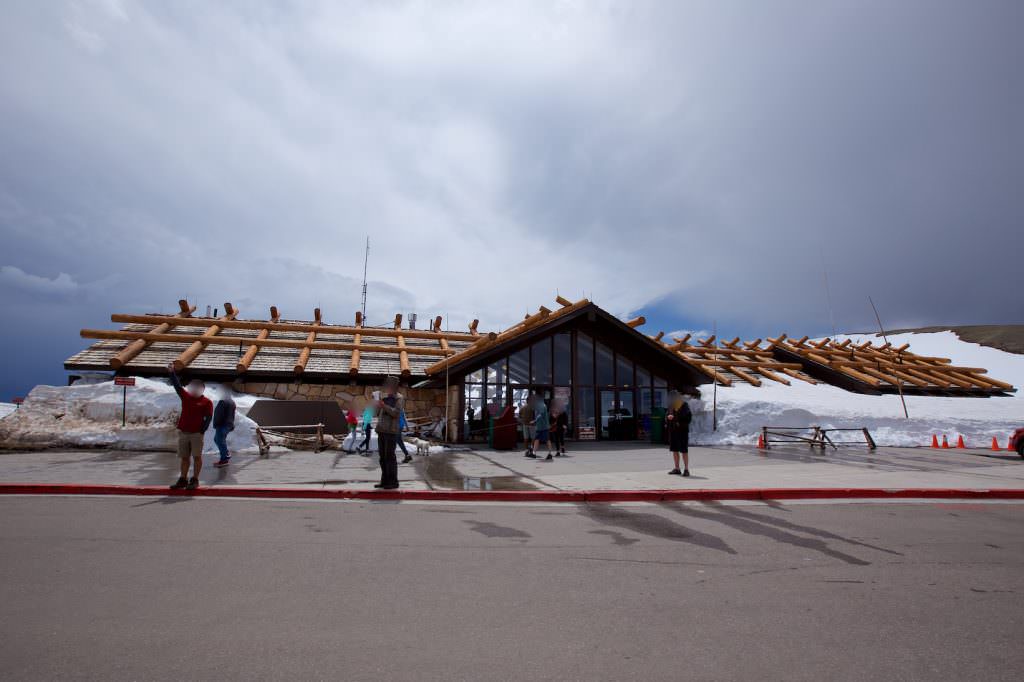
left=650, top=407, right=666, bottom=444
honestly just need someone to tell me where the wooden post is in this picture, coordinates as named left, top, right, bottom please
left=394, top=313, right=403, bottom=330
left=397, top=335, right=410, bottom=376
left=293, top=308, right=321, bottom=374
left=625, top=316, right=646, bottom=328
left=110, top=299, right=195, bottom=369
left=236, top=306, right=279, bottom=373
left=173, top=303, right=237, bottom=371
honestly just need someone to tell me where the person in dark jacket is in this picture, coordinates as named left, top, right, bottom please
left=166, top=363, right=213, bottom=490
left=666, top=391, right=693, bottom=477
left=551, top=400, right=569, bottom=457
left=374, top=376, right=404, bottom=489
left=212, top=386, right=236, bottom=468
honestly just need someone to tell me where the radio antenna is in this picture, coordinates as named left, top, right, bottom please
left=360, top=236, right=370, bottom=325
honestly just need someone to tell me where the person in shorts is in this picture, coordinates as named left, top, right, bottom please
left=167, top=363, right=213, bottom=490
left=520, top=398, right=536, bottom=458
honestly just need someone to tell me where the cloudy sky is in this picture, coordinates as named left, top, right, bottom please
left=1, top=0, right=1021, bottom=398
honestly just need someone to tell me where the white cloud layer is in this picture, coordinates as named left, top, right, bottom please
left=0, top=0, right=1021, bottom=394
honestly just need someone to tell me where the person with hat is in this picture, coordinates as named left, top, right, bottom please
left=666, top=390, right=693, bottom=477
left=374, top=376, right=404, bottom=489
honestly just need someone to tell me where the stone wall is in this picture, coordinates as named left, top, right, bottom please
left=234, top=381, right=449, bottom=421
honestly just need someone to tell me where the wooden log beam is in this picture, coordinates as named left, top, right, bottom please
left=397, top=335, right=410, bottom=375
left=293, top=308, right=321, bottom=374
left=173, top=304, right=238, bottom=371
left=625, top=316, right=646, bottom=328
left=688, top=359, right=804, bottom=370
left=687, top=361, right=734, bottom=387
left=110, top=299, right=196, bottom=370
left=355, top=311, right=363, bottom=327
left=742, top=339, right=763, bottom=350
left=755, top=367, right=791, bottom=386
left=727, top=365, right=763, bottom=387
left=81, top=329, right=457, bottom=357
left=433, top=316, right=443, bottom=333
left=469, top=319, right=479, bottom=336
left=555, top=295, right=573, bottom=307
left=652, top=331, right=665, bottom=342
left=108, top=313, right=479, bottom=342
left=236, top=306, right=280, bottom=373
left=393, top=313, right=403, bottom=330
left=349, top=332, right=361, bottom=374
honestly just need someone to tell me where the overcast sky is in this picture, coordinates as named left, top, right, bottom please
left=1, top=0, right=1021, bottom=398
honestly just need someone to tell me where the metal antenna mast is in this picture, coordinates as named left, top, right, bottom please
left=360, top=236, right=369, bottom=325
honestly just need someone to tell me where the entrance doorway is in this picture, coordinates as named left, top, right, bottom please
left=599, top=390, right=636, bottom=440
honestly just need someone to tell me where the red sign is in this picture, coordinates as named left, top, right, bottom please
left=114, top=377, right=136, bottom=387
left=11, top=397, right=24, bottom=404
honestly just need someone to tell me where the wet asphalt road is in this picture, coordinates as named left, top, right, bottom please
left=0, top=497, right=1021, bottom=681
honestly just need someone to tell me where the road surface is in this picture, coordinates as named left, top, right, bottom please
left=0, top=496, right=1021, bottom=681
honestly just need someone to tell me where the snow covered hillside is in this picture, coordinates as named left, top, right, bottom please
left=691, top=331, right=1024, bottom=447
left=0, top=378, right=262, bottom=454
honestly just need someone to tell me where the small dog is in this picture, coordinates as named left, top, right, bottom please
left=410, top=437, right=432, bottom=457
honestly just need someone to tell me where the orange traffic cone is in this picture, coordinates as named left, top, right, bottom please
left=941, top=435, right=950, bottom=449
left=956, top=435, right=965, bottom=449
left=991, top=436, right=1000, bottom=451
left=930, top=434, right=939, bottom=448
left=757, top=434, right=765, bottom=449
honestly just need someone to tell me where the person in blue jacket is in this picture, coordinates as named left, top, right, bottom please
left=397, top=408, right=412, bottom=464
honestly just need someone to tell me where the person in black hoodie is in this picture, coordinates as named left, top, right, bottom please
left=666, top=391, right=693, bottom=477
left=212, top=386, right=236, bottom=468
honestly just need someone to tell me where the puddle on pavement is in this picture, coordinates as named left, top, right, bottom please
left=418, top=453, right=537, bottom=491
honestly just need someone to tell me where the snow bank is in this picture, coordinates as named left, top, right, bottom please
left=691, top=331, right=1024, bottom=447
left=0, top=378, right=261, bottom=454
left=0, top=403, right=17, bottom=420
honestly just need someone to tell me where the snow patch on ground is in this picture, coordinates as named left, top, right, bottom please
left=0, top=378, right=261, bottom=454
left=0, top=403, right=17, bottom=420
left=691, top=331, right=1024, bottom=447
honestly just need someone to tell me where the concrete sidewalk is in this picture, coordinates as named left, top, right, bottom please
left=0, top=441, right=1022, bottom=493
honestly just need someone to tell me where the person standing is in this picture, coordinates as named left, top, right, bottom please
left=212, top=386, right=236, bottom=468
left=344, top=405, right=358, bottom=453
left=166, top=363, right=213, bottom=490
left=666, top=391, right=692, bottom=477
left=374, top=376, right=404, bottom=489
left=397, top=407, right=412, bottom=464
left=532, top=393, right=552, bottom=460
left=551, top=401, right=569, bottom=457
left=357, top=403, right=375, bottom=455
left=520, top=397, right=536, bottom=458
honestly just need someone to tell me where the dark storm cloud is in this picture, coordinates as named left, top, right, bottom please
left=0, top=0, right=1020, bottom=397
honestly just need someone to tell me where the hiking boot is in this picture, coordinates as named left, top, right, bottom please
left=682, top=469, right=691, bottom=477
left=170, top=477, right=188, bottom=490
left=402, top=456, right=413, bottom=464
left=545, top=454, right=553, bottom=461
left=374, top=483, right=384, bottom=489
left=525, top=453, right=538, bottom=459
left=186, top=477, right=199, bottom=490
left=668, top=469, right=682, bottom=476
left=213, top=458, right=230, bottom=468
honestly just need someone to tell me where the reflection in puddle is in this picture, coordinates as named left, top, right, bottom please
left=420, top=453, right=537, bottom=491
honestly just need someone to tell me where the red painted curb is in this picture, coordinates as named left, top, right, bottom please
left=1, top=483, right=1023, bottom=503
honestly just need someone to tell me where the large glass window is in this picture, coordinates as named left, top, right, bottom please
left=637, top=366, right=651, bottom=388
left=553, top=333, right=572, bottom=385
left=531, top=338, right=552, bottom=384
left=596, top=343, right=614, bottom=387
left=576, top=387, right=596, bottom=430
left=487, top=358, right=506, bottom=385
left=576, top=333, right=594, bottom=385
left=509, top=348, right=530, bottom=384
left=616, top=356, right=633, bottom=388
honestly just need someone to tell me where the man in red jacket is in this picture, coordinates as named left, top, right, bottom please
left=167, top=363, right=214, bottom=490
